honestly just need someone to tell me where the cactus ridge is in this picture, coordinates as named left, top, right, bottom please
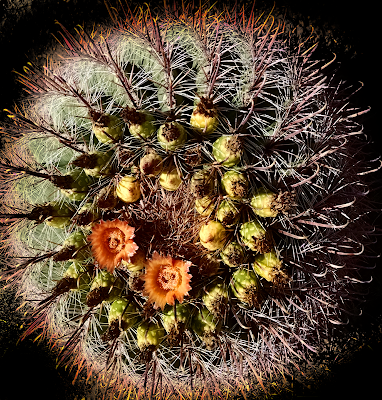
left=0, top=2, right=377, bottom=399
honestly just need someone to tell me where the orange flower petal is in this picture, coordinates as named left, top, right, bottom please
left=142, top=252, right=192, bottom=310
left=88, top=219, right=138, bottom=273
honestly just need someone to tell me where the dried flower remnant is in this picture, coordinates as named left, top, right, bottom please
left=88, top=219, right=138, bottom=273
left=142, top=252, right=192, bottom=310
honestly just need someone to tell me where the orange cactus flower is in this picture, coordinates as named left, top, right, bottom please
left=88, top=219, right=138, bottom=273
left=142, top=252, right=192, bottom=310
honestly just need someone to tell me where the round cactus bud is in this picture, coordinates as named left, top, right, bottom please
left=108, top=298, right=140, bottom=329
left=189, top=98, right=218, bottom=135
left=191, top=307, right=220, bottom=336
left=92, top=112, right=123, bottom=144
left=116, top=175, right=141, bottom=203
left=190, top=169, right=214, bottom=198
left=250, top=188, right=278, bottom=217
left=161, top=303, right=190, bottom=345
left=84, top=152, right=112, bottom=177
left=157, top=122, right=186, bottom=151
left=159, top=165, right=182, bottom=191
left=216, top=199, right=240, bottom=226
left=139, top=151, right=163, bottom=176
left=161, top=303, right=190, bottom=333
left=191, top=307, right=221, bottom=349
left=195, top=196, right=215, bottom=216
left=251, top=188, right=295, bottom=217
left=61, top=230, right=89, bottom=260
left=220, top=241, right=245, bottom=267
left=63, top=230, right=87, bottom=249
left=63, top=260, right=91, bottom=290
left=122, top=108, right=156, bottom=139
left=202, top=282, right=229, bottom=317
left=44, top=202, right=73, bottom=228
left=101, top=297, right=140, bottom=342
left=253, top=251, right=288, bottom=284
left=199, top=220, right=227, bottom=251
left=239, top=221, right=273, bottom=253
left=60, top=169, right=91, bottom=201
left=73, top=151, right=112, bottom=178
left=212, top=135, right=243, bottom=167
left=221, top=170, right=248, bottom=200
left=231, top=268, right=261, bottom=307
left=90, top=270, right=116, bottom=291
left=137, top=321, right=166, bottom=351
left=121, top=248, right=146, bottom=273
left=87, top=270, right=124, bottom=307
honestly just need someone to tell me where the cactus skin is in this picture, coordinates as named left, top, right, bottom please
left=0, top=2, right=377, bottom=400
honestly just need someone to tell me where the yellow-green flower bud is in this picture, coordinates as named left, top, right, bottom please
left=216, top=199, right=240, bottom=226
left=87, top=270, right=124, bottom=306
left=162, top=303, right=190, bottom=334
left=139, top=151, right=163, bottom=176
left=221, top=170, right=248, bottom=200
left=128, top=113, right=156, bottom=139
left=220, top=242, right=245, bottom=267
left=116, top=175, right=141, bottom=203
left=239, top=221, right=273, bottom=253
left=86, top=151, right=112, bottom=177
left=159, top=165, right=182, bottom=191
left=44, top=202, right=73, bottom=228
left=86, top=270, right=123, bottom=307
left=251, top=188, right=295, bottom=217
left=73, top=151, right=113, bottom=178
left=202, top=282, right=229, bottom=317
left=191, top=307, right=221, bottom=349
left=92, top=113, right=123, bottom=144
left=253, top=251, right=287, bottom=283
left=108, top=298, right=140, bottom=330
left=250, top=188, right=278, bottom=217
left=212, top=135, right=242, bottom=167
left=157, top=122, right=186, bottom=151
left=231, top=268, right=260, bottom=307
left=63, top=260, right=91, bottom=290
left=62, top=230, right=89, bottom=260
left=90, top=270, right=116, bottom=291
left=60, top=169, right=91, bottom=201
left=190, top=169, right=214, bottom=198
left=137, top=321, right=166, bottom=351
left=63, top=230, right=86, bottom=249
left=121, top=248, right=146, bottom=273
left=191, top=307, right=219, bottom=336
left=199, top=220, right=227, bottom=250
left=190, top=99, right=218, bottom=135
left=195, top=196, right=215, bottom=216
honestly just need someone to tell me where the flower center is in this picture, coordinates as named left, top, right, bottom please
left=157, top=265, right=182, bottom=291
left=104, top=228, right=126, bottom=253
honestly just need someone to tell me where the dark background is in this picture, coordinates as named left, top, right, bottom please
left=0, top=0, right=380, bottom=399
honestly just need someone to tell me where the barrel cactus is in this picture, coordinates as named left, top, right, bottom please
left=0, top=2, right=377, bottom=399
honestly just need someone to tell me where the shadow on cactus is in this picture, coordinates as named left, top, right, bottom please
left=0, top=1, right=378, bottom=399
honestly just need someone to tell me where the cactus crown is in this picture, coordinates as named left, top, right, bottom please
left=0, top=2, right=376, bottom=399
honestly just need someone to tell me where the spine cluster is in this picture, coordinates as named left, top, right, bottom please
left=0, top=3, right=375, bottom=399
